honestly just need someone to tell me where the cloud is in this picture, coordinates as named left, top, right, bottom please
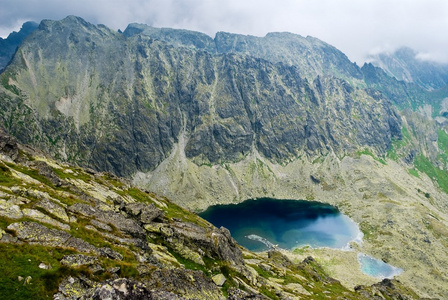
left=1, top=0, right=448, bottom=64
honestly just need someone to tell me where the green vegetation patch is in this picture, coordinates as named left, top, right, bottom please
left=292, top=245, right=310, bottom=255
left=359, top=221, right=379, bottom=241
left=387, top=126, right=411, bottom=161
left=437, top=129, right=448, bottom=163
left=355, top=148, right=386, bottom=165
left=68, top=221, right=112, bottom=248
left=127, top=187, right=154, bottom=204
left=0, top=71, right=21, bottom=95
left=0, top=243, right=77, bottom=300
left=414, top=154, right=448, bottom=194
left=100, top=173, right=125, bottom=188
left=167, top=248, right=207, bottom=273
left=51, top=167, right=92, bottom=182
left=249, top=264, right=272, bottom=279
left=408, top=168, right=419, bottom=178
left=4, top=162, right=55, bottom=187
left=165, top=199, right=210, bottom=228
left=0, top=162, right=22, bottom=187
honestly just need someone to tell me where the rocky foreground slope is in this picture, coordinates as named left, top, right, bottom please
left=0, top=127, right=425, bottom=299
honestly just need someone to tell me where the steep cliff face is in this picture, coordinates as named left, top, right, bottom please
left=0, top=16, right=401, bottom=177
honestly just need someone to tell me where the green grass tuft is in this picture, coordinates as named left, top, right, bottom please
left=355, top=148, right=386, bottom=165
left=0, top=163, right=22, bottom=187
left=0, top=243, right=77, bottom=300
left=414, top=154, right=448, bottom=194
left=408, top=168, right=419, bottom=178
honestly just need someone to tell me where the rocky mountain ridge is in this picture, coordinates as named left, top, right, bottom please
left=0, top=16, right=403, bottom=177
left=123, top=23, right=363, bottom=83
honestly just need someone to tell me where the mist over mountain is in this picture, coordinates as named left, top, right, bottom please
left=368, top=47, right=448, bottom=91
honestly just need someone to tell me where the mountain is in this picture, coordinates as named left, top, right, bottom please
left=1, top=16, right=448, bottom=298
left=0, top=16, right=402, bottom=178
left=0, top=21, right=38, bottom=71
left=368, top=47, right=448, bottom=91
left=0, top=127, right=421, bottom=299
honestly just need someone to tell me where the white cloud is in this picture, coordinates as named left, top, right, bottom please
left=1, top=0, right=447, bottom=63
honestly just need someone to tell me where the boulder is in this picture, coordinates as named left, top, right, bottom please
left=124, top=202, right=147, bottom=216
left=23, top=276, right=32, bottom=285
left=98, top=247, right=123, bottom=260
left=36, top=198, right=70, bottom=222
left=145, top=269, right=223, bottom=300
left=7, top=221, right=71, bottom=246
left=60, top=254, right=99, bottom=267
left=64, top=236, right=98, bottom=253
left=28, top=160, right=62, bottom=186
left=108, top=267, right=121, bottom=274
left=91, top=278, right=151, bottom=300
left=22, top=208, right=70, bottom=230
left=226, top=288, right=267, bottom=300
left=211, top=227, right=244, bottom=265
left=140, top=203, right=164, bottom=224
left=55, top=276, right=95, bottom=299
left=90, top=219, right=113, bottom=232
left=39, top=262, right=52, bottom=269
left=212, top=274, right=226, bottom=286
left=0, top=128, right=19, bottom=161
left=0, top=199, right=23, bottom=219
left=144, top=221, right=243, bottom=266
left=68, top=203, right=144, bottom=236
left=7, top=221, right=97, bottom=253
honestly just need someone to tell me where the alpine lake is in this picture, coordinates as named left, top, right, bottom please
left=199, top=198, right=402, bottom=279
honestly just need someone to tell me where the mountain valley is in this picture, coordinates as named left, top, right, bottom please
left=1, top=16, right=448, bottom=299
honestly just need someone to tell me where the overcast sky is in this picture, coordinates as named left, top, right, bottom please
left=1, top=0, right=447, bottom=64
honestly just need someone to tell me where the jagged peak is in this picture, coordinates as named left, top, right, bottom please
left=1, top=21, right=38, bottom=42
left=37, top=15, right=115, bottom=36
left=124, top=23, right=213, bottom=39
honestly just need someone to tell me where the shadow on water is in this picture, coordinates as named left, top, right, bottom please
left=199, top=198, right=362, bottom=252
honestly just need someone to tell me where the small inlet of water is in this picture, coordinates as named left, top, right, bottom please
left=357, top=253, right=403, bottom=279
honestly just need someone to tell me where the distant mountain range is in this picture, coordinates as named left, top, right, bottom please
left=368, top=47, right=448, bottom=91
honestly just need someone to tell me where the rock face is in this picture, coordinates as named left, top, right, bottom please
left=0, top=16, right=402, bottom=179
left=0, top=127, right=19, bottom=161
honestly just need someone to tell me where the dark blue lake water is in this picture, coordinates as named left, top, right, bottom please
left=199, top=198, right=362, bottom=252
